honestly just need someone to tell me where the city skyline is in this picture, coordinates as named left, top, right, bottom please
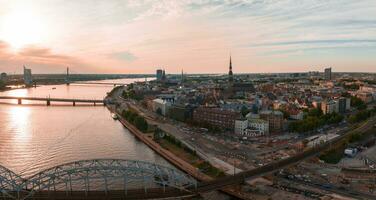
left=0, top=0, right=376, bottom=74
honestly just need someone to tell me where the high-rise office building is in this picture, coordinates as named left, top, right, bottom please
left=23, top=65, right=33, bottom=86
left=156, top=69, right=163, bottom=81
left=338, top=97, right=347, bottom=114
left=324, top=67, right=332, bottom=80
left=0, top=72, right=7, bottom=82
left=181, top=69, right=184, bottom=84
left=161, top=70, right=166, bottom=81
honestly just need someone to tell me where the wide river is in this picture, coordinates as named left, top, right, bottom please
left=0, top=78, right=169, bottom=178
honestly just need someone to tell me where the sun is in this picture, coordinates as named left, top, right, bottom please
left=0, top=8, right=46, bottom=50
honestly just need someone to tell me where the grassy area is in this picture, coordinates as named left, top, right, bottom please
left=156, top=135, right=225, bottom=178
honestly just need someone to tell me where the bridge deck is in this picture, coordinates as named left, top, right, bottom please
left=0, top=96, right=104, bottom=103
left=71, top=82, right=127, bottom=85
left=5, top=188, right=194, bottom=200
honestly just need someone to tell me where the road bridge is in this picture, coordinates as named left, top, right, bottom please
left=0, top=96, right=104, bottom=106
left=70, top=82, right=127, bottom=86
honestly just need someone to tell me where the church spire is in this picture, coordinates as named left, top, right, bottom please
left=228, top=55, right=233, bottom=83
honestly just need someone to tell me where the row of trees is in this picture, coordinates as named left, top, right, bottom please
left=121, top=84, right=142, bottom=101
left=155, top=129, right=225, bottom=177
left=121, top=109, right=148, bottom=132
left=0, top=80, right=6, bottom=90
left=162, top=133, right=197, bottom=156
left=289, top=108, right=344, bottom=133
left=351, top=96, right=367, bottom=110
left=349, top=107, right=376, bottom=123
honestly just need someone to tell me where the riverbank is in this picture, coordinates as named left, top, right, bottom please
left=105, top=91, right=249, bottom=198
left=111, top=106, right=212, bottom=182
left=0, top=85, right=26, bottom=92
left=113, top=109, right=250, bottom=199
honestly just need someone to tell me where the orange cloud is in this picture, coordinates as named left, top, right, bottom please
left=0, top=41, right=92, bottom=73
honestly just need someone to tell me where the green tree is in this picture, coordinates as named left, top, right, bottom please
left=351, top=96, right=366, bottom=110
left=0, top=80, right=5, bottom=89
left=278, top=109, right=290, bottom=119
left=308, top=108, right=323, bottom=117
left=349, top=110, right=371, bottom=123
left=156, top=108, right=162, bottom=115
left=134, top=116, right=148, bottom=132
left=241, top=106, right=250, bottom=117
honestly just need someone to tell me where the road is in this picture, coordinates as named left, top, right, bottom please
left=110, top=88, right=376, bottom=196
left=126, top=100, right=245, bottom=174
left=195, top=116, right=376, bottom=193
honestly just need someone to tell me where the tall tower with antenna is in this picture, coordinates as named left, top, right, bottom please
left=181, top=69, right=184, bottom=84
left=66, top=67, right=70, bottom=85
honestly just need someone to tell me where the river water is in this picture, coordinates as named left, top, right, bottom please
left=0, top=78, right=169, bottom=178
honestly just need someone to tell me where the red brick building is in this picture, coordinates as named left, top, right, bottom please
left=193, top=107, right=241, bottom=130
left=259, top=110, right=284, bottom=133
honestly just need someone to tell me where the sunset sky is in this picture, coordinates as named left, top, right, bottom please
left=0, top=0, right=375, bottom=74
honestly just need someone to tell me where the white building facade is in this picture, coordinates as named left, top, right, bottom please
left=152, top=98, right=171, bottom=116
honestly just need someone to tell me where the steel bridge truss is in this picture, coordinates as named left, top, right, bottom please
left=0, top=159, right=197, bottom=199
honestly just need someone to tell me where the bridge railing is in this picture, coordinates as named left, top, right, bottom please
left=0, top=159, right=197, bottom=200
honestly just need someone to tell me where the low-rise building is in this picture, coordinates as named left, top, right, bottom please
left=288, top=109, right=304, bottom=120
left=248, top=118, right=269, bottom=135
left=321, top=100, right=338, bottom=114
left=168, top=104, right=194, bottom=122
left=152, top=98, right=171, bottom=116
left=259, top=110, right=284, bottom=133
left=312, top=100, right=322, bottom=109
left=234, top=119, right=248, bottom=135
left=193, top=107, right=241, bottom=130
left=357, top=92, right=373, bottom=103
left=243, top=128, right=265, bottom=137
left=359, top=85, right=376, bottom=100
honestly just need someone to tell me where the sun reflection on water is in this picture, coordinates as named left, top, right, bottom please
left=9, top=106, right=32, bottom=141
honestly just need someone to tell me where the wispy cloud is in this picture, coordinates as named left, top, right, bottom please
left=0, top=0, right=375, bottom=73
left=110, top=51, right=137, bottom=62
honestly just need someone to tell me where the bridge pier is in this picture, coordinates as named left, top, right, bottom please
left=18, top=99, right=22, bottom=105
left=73, top=101, right=76, bottom=106
left=94, top=102, right=96, bottom=106
left=46, top=100, right=51, bottom=106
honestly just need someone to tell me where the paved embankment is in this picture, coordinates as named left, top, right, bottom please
left=107, top=106, right=248, bottom=199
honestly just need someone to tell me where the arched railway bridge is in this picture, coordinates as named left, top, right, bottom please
left=0, top=159, right=197, bottom=200
left=1, top=117, right=375, bottom=199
